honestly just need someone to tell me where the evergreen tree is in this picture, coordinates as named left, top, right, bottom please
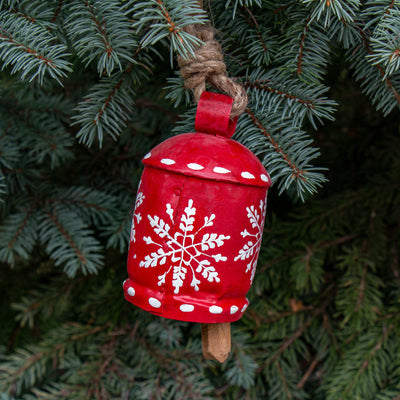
left=0, top=0, right=399, bottom=399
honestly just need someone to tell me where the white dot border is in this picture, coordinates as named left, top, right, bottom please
left=160, top=158, right=176, bottom=165
left=187, top=163, right=204, bottom=170
left=213, top=167, right=231, bottom=174
left=147, top=155, right=270, bottom=186
left=149, top=297, right=161, bottom=308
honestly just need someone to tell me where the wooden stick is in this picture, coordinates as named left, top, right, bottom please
left=201, top=322, right=231, bottom=363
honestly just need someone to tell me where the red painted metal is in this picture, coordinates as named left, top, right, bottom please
left=124, top=92, right=270, bottom=323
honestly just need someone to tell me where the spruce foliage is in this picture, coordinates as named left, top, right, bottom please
left=0, top=0, right=399, bottom=399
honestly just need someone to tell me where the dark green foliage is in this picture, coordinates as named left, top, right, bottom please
left=0, top=5, right=71, bottom=84
left=277, top=8, right=331, bottom=83
left=128, top=0, right=207, bottom=62
left=0, top=0, right=400, bottom=399
left=73, top=72, right=137, bottom=147
left=65, top=1, right=136, bottom=76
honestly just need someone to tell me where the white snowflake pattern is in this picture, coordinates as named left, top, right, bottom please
left=140, top=199, right=231, bottom=294
left=234, top=198, right=266, bottom=283
left=130, top=191, right=145, bottom=243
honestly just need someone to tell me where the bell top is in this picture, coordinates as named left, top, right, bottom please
left=142, top=92, right=270, bottom=188
left=142, top=133, right=270, bottom=188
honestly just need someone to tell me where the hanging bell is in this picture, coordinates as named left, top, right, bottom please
left=123, top=91, right=270, bottom=361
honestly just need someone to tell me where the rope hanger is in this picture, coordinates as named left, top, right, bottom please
left=177, top=3, right=248, bottom=118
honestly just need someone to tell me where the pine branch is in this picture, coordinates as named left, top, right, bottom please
left=26, top=384, right=77, bottom=399
left=296, top=357, right=320, bottom=389
left=225, top=0, right=262, bottom=17
left=4, top=112, right=74, bottom=169
left=225, top=353, right=257, bottom=390
left=244, top=109, right=305, bottom=178
left=104, top=207, right=132, bottom=252
left=277, top=7, right=330, bottom=83
left=259, top=234, right=357, bottom=274
left=0, top=84, right=74, bottom=170
left=335, top=246, right=384, bottom=332
left=263, top=356, right=307, bottom=400
left=326, top=14, right=362, bottom=48
left=27, top=130, right=74, bottom=170
left=300, top=0, right=361, bottom=26
left=10, top=0, right=57, bottom=28
left=38, top=208, right=103, bottom=277
left=326, top=324, right=396, bottom=400
left=0, top=156, right=40, bottom=197
left=242, top=5, right=277, bottom=66
left=11, top=276, right=81, bottom=328
left=65, top=0, right=136, bottom=76
left=245, top=28, right=278, bottom=67
left=213, top=3, right=278, bottom=68
left=73, top=63, right=138, bottom=147
left=362, top=0, right=400, bottom=34
left=69, top=331, right=130, bottom=400
left=0, top=323, right=109, bottom=397
left=0, top=10, right=71, bottom=84
left=47, top=186, right=118, bottom=226
left=254, top=286, right=333, bottom=370
left=0, top=81, right=73, bottom=122
left=127, top=0, right=207, bottom=62
left=348, top=27, right=400, bottom=115
left=243, top=69, right=337, bottom=128
left=0, top=134, right=19, bottom=172
left=366, top=10, right=400, bottom=78
left=0, top=209, right=38, bottom=265
left=239, top=108, right=327, bottom=200
left=0, top=0, right=18, bottom=9
left=164, top=72, right=192, bottom=107
left=50, top=0, right=64, bottom=24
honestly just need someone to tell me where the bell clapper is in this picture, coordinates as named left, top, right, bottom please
left=201, top=322, right=231, bottom=363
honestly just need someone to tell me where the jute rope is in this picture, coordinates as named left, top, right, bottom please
left=178, top=23, right=247, bottom=118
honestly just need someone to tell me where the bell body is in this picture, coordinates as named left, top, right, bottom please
left=124, top=131, right=270, bottom=323
left=123, top=92, right=270, bottom=323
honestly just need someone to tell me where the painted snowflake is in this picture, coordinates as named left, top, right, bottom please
left=139, top=199, right=231, bottom=294
left=234, top=198, right=266, bottom=283
left=130, top=191, right=145, bottom=243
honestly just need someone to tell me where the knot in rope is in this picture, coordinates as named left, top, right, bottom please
left=178, top=24, right=247, bottom=118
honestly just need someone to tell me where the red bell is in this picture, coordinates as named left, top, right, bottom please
left=124, top=92, right=270, bottom=325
